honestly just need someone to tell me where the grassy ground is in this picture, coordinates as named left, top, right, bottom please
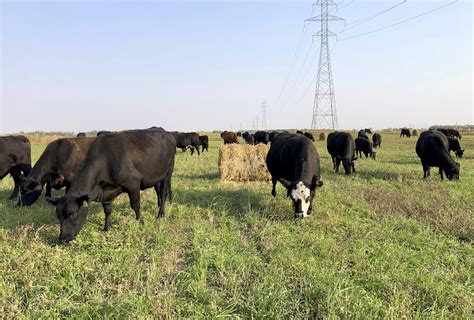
left=0, top=132, right=473, bottom=318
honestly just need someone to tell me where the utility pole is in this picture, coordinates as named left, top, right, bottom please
left=260, top=99, right=268, bottom=130
left=306, top=0, right=342, bottom=130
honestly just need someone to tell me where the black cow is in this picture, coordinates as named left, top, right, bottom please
left=437, top=128, right=462, bottom=139
left=254, top=131, right=270, bottom=144
left=296, top=130, right=304, bottom=135
left=364, top=128, right=372, bottom=134
left=47, top=129, right=176, bottom=243
left=327, top=132, right=357, bottom=174
left=76, top=132, right=86, bottom=137
left=355, top=137, right=376, bottom=160
left=372, top=133, right=382, bottom=148
left=172, top=132, right=201, bottom=155
left=358, top=130, right=369, bottom=140
left=237, top=132, right=242, bottom=137
left=304, top=132, right=315, bottom=141
left=199, top=135, right=209, bottom=152
left=19, top=137, right=95, bottom=206
left=242, top=132, right=255, bottom=145
left=400, top=128, right=411, bottom=138
left=416, top=130, right=460, bottom=180
left=97, top=130, right=112, bottom=136
left=266, top=133, right=323, bottom=218
left=447, top=137, right=464, bottom=158
left=0, top=136, right=32, bottom=199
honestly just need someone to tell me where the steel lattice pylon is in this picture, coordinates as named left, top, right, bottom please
left=306, top=0, right=342, bottom=130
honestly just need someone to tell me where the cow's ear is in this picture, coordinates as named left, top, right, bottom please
left=8, top=154, right=17, bottom=164
left=46, top=197, right=61, bottom=206
left=75, top=195, right=89, bottom=207
left=279, top=178, right=292, bottom=189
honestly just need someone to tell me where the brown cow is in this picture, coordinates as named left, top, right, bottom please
left=221, top=131, right=239, bottom=144
left=319, top=132, right=327, bottom=141
left=412, top=129, right=418, bottom=137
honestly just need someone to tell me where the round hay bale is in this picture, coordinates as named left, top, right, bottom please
left=319, top=132, right=327, bottom=141
left=218, top=144, right=271, bottom=182
left=412, top=129, right=418, bottom=137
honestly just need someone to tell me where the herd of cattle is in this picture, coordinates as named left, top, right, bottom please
left=0, top=126, right=465, bottom=242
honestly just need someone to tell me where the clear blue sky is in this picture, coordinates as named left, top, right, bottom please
left=1, top=0, right=472, bottom=133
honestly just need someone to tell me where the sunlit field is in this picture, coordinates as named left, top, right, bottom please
left=0, top=132, right=473, bottom=318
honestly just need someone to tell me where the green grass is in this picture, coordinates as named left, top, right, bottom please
left=0, top=132, right=473, bottom=318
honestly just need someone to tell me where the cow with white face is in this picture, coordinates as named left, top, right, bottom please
left=266, top=133, right=323, bottom=219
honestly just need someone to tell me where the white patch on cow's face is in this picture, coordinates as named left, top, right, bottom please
left=291, top=181, right=311, bottom=217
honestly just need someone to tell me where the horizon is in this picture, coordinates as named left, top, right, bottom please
left=1, top=0, right=473, bottom=133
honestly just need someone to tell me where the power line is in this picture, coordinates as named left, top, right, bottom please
left=274, top=40, right=315, bottom=110
left=272, top=24, right=309, bottom=108
left=340, top=0, right=407, bottom=33
left=340, top=0, right=459, bottom=42
left=261, top=99, right=268, bottom=130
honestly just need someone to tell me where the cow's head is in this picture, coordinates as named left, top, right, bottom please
left=19, top=176, right=43, bottom=206
left=455, top=149, right=464, bottom=158
left=342, top=157, right=357, bottom=175
left=279, top=179, right=323, bottom=218
left=47, top=195, right=89, bottom=243
left=446, top=162, right=460, bottom=180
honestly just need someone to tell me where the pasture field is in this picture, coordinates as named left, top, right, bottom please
left=0, top=132, right=473, bottom=318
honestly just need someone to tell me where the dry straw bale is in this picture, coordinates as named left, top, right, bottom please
left=219, top=144, right=271, bottom=182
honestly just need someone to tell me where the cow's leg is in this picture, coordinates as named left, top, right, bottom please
left=45, top=184, right=52, bottom=198
left=127, top=188, right=143, bottom=224
left=351, top=161, right=356, bottom=173
left=155, top=181, right=168, bottom=218
left=271, top=178, right=277, bottom=197
left=102, top=202, right=113, bottom=231
left=196, top=145, right=200, bottom=156
left=439, top=168, right=444, bottom=180
left=9, top=167, right=21, bottom=199
left=421, top=162, right=429, bottom=178
left=335, top=158, right=341, bottom=173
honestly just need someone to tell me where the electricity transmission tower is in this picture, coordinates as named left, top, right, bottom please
left=306, top=0, right=342, bottom=130
left=260, top=100, right=268, bottom=130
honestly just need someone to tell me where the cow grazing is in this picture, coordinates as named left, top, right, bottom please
left=372, top=133, right=382, bottom=148
left=412, top=129, right=418, bottom=137
left=327, top=132, right=357, bottom=174
left=254, top=131, right=270, bottom=144
left=304, top=132, right=315, bottom=141
left=400, top=128, right=411, bottom=138
left=364, top=129, right=373, bottom=134
left=416, top=130, right=460, bottom=180
left=47, top=129, right=176, bottom=243
left=355, top=137, right=376, bottom=160
left=242, top=132, right=255, bottom=145
left=19, top=137, right=95, bottom=206
left=319, top=132, right=327, bottom=141
left=0, top=136, right=32, bottom=199
left=358, top=130, right=369, bottom=140
left=97, top=130, right=112, bottom=136
left=296, top=130, right=304, bottom=135
left=237, top=132, right=242, bottom=137
left=448, top=137, right=464, bottom=158
left=222, top=131, right=239, bottom=144
left=199, top=135, right=209, bottom=152
left=76, top=132, right=86, bottom=137
left=172, top=132, right=201, bottom=155
left=266, top=133, right=323, bottom=218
